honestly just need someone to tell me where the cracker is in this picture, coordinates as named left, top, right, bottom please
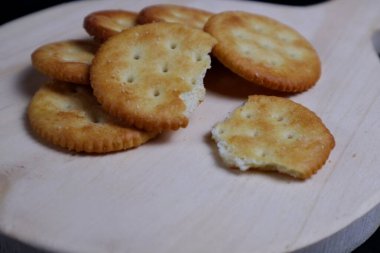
left=204, top=11, right=321, bottom=92
left=137, top=4, right=213, bottom=30
left=31, top=40, right=98, bottom=85
left=28, top=80, right=157, bottom=153
left=84, top=10, right=137, bottom=42
left=211, top=95, right=335, bottom=179
left=90, top=22, right=216, bottom=132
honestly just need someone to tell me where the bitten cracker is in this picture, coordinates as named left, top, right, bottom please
left=31, top=40, right=98, bottom=85
left=204, top=11, right=321, bottom=92
left=91, top=22, right=216, bottom=132
left=84, top=10, right=137, bottom=42
left=137, top=4, right=213, bottom=30
left=211, top=96, right=335, bottom=179
left=28, top=81, right=157, bottom=153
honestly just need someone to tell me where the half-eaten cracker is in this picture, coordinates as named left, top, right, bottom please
left=31, top=40, right=98, bottom=85
left=204, top=11, right=321, bottom=92
left=211, top=95, right=335, bottom=179
left=137, top=4, right=213, bottom=30
left=91, top=22, right=216, bottom=132
left=84, top=10, right=137, bottom=42
left=28, top=80, right=157, bottom=153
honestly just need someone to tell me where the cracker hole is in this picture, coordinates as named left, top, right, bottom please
left=65, top=104, right=74, bottom=110
left=191, top=79, right=196, bottom=85
left=153, top=90, right=160, bottom=97
left=250, top=129, right=259, bottom=137
left=196, top=55, right=202, bottom=62
left=170, top=42, right=177, bottom=50
left=162, top=65, right=169, bottom=73
left=256, top=150, right=266, bottom=158
left=241, top=110, right=253, bottom=119
left=218, top=129, right=224, bottom=135
left=287, top=133, right=295, bottom=139
left=277, top=116, right=284, bottom=122
left=127, top=76, right=134, bottom=83
left=241, top=111, right=253, bottom=119
left=133, top=53, right=140, bottom=60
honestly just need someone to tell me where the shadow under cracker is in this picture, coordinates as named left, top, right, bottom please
left=0, top=230, right=53, bottom=253
left=145, top=131, right=174, bottom=146
left=205, top=59, right=292, bottom=99
left=372, top=29, right=380, bottom=61
left=16, top=65, right=48, bottom=98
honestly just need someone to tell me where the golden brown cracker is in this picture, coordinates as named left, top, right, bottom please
left=28, top=80, right=157, bottom=153
left=137, top=4, right=213, bottom=30
left=31, top=40, right=98, bottom=85
left=90, top=22, right=216, bottom=132
left=204, top=11, right=321, bottom=92
left=84, top=10, right=137, bottom=42
left=211, top=95, right=335, bottom=179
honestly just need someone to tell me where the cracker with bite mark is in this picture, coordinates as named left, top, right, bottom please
left=90, top=22, right=216, bottom=132
left=204, top=11, right=321, bottom=92
left=28, top=81, right=157, bottom=153
left=211, top=95, right=335, bottom=179
left=31, top=40, right=98, bottom=85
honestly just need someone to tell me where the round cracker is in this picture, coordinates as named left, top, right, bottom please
left=137, top=4, right=213, bottom=30
left=31, top=40, right=98, bottom=85
left=204, top=11, right=321, bottom=92
left=28, top=81, right=157, bottom=153
left=211, top=95, right=335, bottom=179
left=90, top=22, right=216, bottom=132
left=84, top=10, right=137, bottom=42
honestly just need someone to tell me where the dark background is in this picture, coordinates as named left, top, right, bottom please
left=1, top=0, right=379, bottom=252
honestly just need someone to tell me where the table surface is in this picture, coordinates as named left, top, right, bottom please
left=1, top=0, right=380, bottom=253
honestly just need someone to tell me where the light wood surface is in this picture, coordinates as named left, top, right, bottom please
left=1, top=0, right=380, bottom=252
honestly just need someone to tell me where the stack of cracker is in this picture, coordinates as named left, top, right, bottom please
left=28, top=4, right=334, bottom=179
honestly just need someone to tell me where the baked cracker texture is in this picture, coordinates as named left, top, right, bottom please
left=211, top=95, right=335, bottom=179
left=28, top=81, right=157, bottom=153
left=90, top=22, right=216, bottom=132
left=204, top=11, right=321, bottom=92
left=84, top=10, right=138, bottom=42
left=137, top=4, right=213, bottom=30
left=31, top=40, right=98, bottom=85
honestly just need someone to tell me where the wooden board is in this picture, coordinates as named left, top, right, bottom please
left=1, top=0, right=380, bottom=252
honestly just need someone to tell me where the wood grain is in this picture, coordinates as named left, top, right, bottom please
left=0, top=0, right=380, bottom=252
